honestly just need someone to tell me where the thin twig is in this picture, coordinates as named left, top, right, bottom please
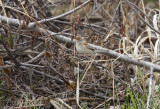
left=0, top=40, right=20, bottom=67
left=30, top=0, right=92, bottom=28
left=24, top=50, right=45, bottom=64
left=124, top=0, right=160, bottom=35
left=147, top=65, right=154, bottom=109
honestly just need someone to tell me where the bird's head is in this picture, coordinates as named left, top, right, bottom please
left=76, top=36, right=85, bottom=43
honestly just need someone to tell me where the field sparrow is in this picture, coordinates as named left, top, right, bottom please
left=76, top=36, right=94, bottom=54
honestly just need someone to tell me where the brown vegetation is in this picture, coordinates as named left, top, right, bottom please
left=0, top=0, right=160, bottom=108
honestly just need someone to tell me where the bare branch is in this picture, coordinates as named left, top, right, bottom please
left=146, top=65, right=154, bottom=109
left=95, top=48, right=160, bottom=72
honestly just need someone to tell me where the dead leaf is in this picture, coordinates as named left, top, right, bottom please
left=65, top=79, right=76, bottom=91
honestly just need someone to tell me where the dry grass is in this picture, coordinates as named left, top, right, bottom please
left=0, top=0, right=160, bottom=108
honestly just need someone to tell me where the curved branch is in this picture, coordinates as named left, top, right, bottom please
left=0, top=0, right=91, bottom=29
left=29, top=0, right=91, bottom=28
left=1, top=15, right=160, bottom=72
left=124, top=0, right=160, bottom=35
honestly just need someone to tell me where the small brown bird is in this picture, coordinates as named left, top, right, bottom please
left=76, top=36, right=94, bottom=54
